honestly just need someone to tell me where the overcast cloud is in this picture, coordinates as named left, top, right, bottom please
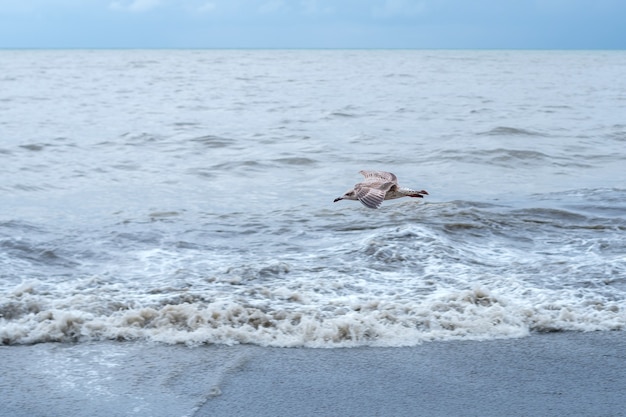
left=0, top=0, right=624, bottom=48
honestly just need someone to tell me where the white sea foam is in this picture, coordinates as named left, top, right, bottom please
left=2, top=276, right=624, bottom=347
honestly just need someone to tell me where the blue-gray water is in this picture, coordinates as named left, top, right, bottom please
left=1, top=50, right=625, bottom=346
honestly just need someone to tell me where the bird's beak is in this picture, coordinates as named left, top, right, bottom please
left=333, top=197, right=342, bottom=202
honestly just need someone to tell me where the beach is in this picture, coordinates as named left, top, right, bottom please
left=1, top=331, right=625, bottom=417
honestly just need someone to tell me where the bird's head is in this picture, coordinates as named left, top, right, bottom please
left=333, top=189, right=357, bottom=202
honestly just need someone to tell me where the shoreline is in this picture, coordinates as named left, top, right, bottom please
left=1, top=331, right=625, bottom=417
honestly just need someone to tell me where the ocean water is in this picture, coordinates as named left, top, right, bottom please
left=1, top=49, right=625, bottom=347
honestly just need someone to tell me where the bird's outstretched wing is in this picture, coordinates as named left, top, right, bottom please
left=355, top=181, right=395, bottom=209
left=359, top=170, right=398, bottom=184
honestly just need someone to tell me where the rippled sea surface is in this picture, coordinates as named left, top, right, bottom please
left=1, top=50, right=625, bottom=346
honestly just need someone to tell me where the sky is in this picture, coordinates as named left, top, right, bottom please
left=1, top=0, right=625, bottom=49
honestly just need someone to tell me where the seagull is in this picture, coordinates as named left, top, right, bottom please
left=333, top=170, right=428, bottom=209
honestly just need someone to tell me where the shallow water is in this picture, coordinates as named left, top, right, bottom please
left=1, top=50, right=625, bottom=346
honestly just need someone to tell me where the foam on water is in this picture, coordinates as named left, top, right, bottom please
left=1, top=279, right=623, bottom=347
left=2, top=200, right=625, bottom=347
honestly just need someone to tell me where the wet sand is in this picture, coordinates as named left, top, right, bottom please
left=1, top=332, right=625, bottom=417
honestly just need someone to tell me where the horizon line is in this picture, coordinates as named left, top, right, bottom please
left=1, top=47, right=625, bottom=51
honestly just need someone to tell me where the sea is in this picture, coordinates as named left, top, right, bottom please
left=1, top=49, right=625, bottom=347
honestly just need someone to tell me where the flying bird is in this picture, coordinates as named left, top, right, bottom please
left=333, top=170, right=428, bottom=209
